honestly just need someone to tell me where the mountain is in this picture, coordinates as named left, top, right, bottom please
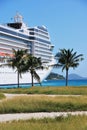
left=46, top=72, right=65, bottom=80
left=68, top=73, right=87, bottom=80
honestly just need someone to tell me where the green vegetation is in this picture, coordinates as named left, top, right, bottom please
left=6, top=49, right=28, bottom=88
left=55, top=49, right=84, bottom=86
left=23, top=55, right=43, bottom=87
left=46, top=72, right=65, bottom=80
left=0, top=115, right=87, bottom=130
left=0, top=95, right=87, bottom=113
left=2, top=49, right=43, bottom=88
left=0, top=93, right=5, bottom=100
left=1, top=86, right=87, bottom=95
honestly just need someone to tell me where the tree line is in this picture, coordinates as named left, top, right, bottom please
left=1, top=48, right=84, bottom=87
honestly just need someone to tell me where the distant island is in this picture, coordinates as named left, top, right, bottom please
left=46, top=72, right=65, bottom=80
left=46, top=72, right=87, bottom=80
left=68, top=73, right=87, bottom=80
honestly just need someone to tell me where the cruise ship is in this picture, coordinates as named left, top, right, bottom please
left=0, top=13, right=55, bottom=85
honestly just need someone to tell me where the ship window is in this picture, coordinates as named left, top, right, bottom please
left=29, top=28, right=48, bottom=35
left=0, top=34, right=30, bottom=45
left=37, top=26, right=47, bottom=32
left=0, top=27, right=29, bottom=39
left=36, top=38, right=51, bottom=44
left=29, top=32, right=34, bottom=35
left=29, top=36, right=51, bottom=44
left=29, top=37, right=35, bottom=40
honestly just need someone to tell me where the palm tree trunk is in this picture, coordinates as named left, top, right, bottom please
left=66, top=69, right=68, bottom=86
left=17, top=71, right=20, bottom=88
left=31, top=73, right=34, bottom=87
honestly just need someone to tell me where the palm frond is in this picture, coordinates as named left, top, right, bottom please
left=49, top=63, right=62, bottom=68
left=55, top=48, right=84, bottom=86
left=33, top=71, right=41, bottom=85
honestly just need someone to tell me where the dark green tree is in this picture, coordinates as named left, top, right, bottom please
left=23, top=55, right=43, bottom=87
left=7, top=49, right=28, bottom=88
left=55, top=49, right=84, bottom=86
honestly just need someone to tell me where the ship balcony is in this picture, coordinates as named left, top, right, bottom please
left=35, top=55, right=51, bottom=61
left=34, top=49, right=52, bottom=55
left=0, top=41, right=28, bottom=50
left=0, top=43, right=31, bottom=53
left=34, top=52, right=52, bottom=58
left=0, top=36, right=27, bottom=46
left=29, top=32, right=49, bottom=39
left=0, top=38, right=29, bottom=49
left=49, top=44, right=54, bottom=51
left=34, top=44, right=51, bottom=50
left=0, top=30, right=30, bottom=42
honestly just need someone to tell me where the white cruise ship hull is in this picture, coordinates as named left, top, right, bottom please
left=0, top=13, right=55, bottom=86
left=0, top=58, right=55, bottom=86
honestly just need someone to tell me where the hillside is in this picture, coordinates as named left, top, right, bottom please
left=46, top=72, right=65, bottom=80
left=68, top=73, right=87, bottom=80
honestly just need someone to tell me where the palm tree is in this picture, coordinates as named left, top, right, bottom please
left=55, top=49, right=84, bottom=86
left=7, top=49, right=28, bottom=88
left=23, top=55, right=43, bottom=87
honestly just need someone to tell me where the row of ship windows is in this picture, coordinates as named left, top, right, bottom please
left=0, top=37, right=52, bottom=55
left=29, top=32, right=49, bottom=39
left=35, top=54, right=52, bottom=59
left=0, top=37, right=52, bottom=56
left=0, top=39, right=32, bottom=52
left=0, top=34, right=32, bottom=46
left=29, top=37, right=51, bottom=44
left=37, top=26, right=48, bottom=32
left=0, top=42, right=29, bottom=50
left=0, top=48, right=13, bottom=54
left=0, top=26, right=49, bottom=39
left=34, top=44, right=53, bottom=52
left=0, top=33, right=28, bottom=43
left=35, top=42, right=50, bottom=48
left=29, top=28, right=48, bottom=35
left=34, top=45, right=50, bottom=51
left=36, top=56, right=51, bottom=62
left=0, top=27, right=29, bottom=39
left=42, top=58, right=52, bottom=62
left=0, top=37, right=28, bottom=48
left=35, top=49, right=52, bottom=55
left=35, top=53, right=52, bottom=59
left=0, top=45, right=31, bottom=53
left=0, top=28, right=51, bottom=44
left=0, top=47, right=32, bottom=54
left=0, top=40, right=31, bottom=51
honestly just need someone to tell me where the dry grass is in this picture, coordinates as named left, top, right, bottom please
left=0, top=95, right=87, bottom=113
left=0, top=115, right=87, bottom=130
left=0, top=93, right=5, bottom=100
left=0, top=86, right=87, bottom=95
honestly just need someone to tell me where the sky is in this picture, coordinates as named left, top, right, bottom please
left=0, top=0, right=87, bottom=77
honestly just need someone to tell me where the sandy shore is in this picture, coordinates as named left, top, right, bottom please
left=0, top=111, right=87, bottom=122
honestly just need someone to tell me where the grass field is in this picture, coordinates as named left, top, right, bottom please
left=0, top=87, right=87, bottom=130
left=0, top=115, right=87, bottom=130
left=0, top=95, right=87, bottom=113
left=0, top=93, right=5, bottom=100
left=0, top=86, right=87, bottom=95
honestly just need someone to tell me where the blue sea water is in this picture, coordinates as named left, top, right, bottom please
left=0, top=79, right=87, bottom=88
left=42, top=79, right=87, bottom=87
